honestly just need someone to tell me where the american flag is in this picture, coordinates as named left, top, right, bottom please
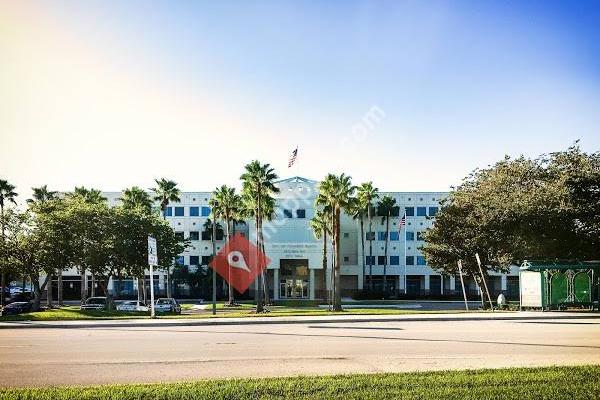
left=288, top=147, right=298, bottom=168
left=399, top=213, right=406, bottom=229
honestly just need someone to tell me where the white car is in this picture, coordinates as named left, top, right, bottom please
left=154, top=298, right=181, bottom=314
left=116, top=300, right=149, bottom=312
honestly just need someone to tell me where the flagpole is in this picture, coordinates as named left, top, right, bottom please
left=403, top=213, right=407, bottom=295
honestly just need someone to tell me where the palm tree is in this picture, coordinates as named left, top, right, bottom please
left=240, top=161, right=279, bottom=313
left=316, top=173, right=355, bottom=311
left=27, top=185, right=57, bottom=206
left=377, top=195, right=397, bottom=296
left=348, top=197, right=367, bottom=292
left=151, top=178, right=181, bottom=298
left=0, top=180, right=18, bottom=308
left=209, top=185, right=243, bottom=306
left=310, top=208, right=331, bottom=302
left=120, top=186, right=153, bottom=214
left=357, top=182, right=379, bottom=291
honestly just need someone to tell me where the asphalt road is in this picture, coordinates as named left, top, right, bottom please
left=1, top=316, right=599, bottom=387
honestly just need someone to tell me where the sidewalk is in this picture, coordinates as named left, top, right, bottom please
left=1, top=311, right=597, bottom=329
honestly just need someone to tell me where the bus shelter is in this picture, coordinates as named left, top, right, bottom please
left=519, top=260, right=600, bottom=310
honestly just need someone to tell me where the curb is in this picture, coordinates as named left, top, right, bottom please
left=0, top=312, right=598, bottom=330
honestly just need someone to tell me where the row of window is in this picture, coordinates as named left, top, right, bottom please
left=283, top=209, right=306, bottom=218
left=366, top=231, right=426, bottom=241
left=365, top=256, right=427, bottom=266
left=178, top=255, right=427, bottom=267
left=165, top=206, right=211, bottom=217
left=175, top=230, right=224, bottom=241
left=405, top=206, right=438, bottom=217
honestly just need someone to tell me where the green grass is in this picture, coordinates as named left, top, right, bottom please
left=1, top=366, right=599, bottom=399
left=0, top=304, right=473, bottom=321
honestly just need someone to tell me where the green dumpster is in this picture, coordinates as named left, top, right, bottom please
left=520, top=260, right=600, bottom=310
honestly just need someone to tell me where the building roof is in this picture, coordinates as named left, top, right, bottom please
left=521, top=260, right=600, bottom=271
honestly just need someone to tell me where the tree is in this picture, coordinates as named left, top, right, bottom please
left=356, top=182, right=378, bottom=291
left=27, top=185, right=57, bottom=206
left=377, top=195, right=397, bottom=295
left=151, top=178, right=181, bottom=298
left=209, top=185, right=243, bottom=306
left=240, top=161, right=279, bottom=313
left=422, top=144, right=600, bottom=306
left=310, top=208, right=331, bottom=302
left=0, top=179, right=18, bottom=308
left=120, top=186, right=153, bottom=214
left=316, top=173, right=355, bottom=311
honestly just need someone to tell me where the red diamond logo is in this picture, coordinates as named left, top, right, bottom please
left=209, top=233, right=270, bottom=293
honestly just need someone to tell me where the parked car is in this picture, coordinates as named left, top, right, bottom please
left=1, top=301, right=32, bottom=316
left=154, top=298, right=181, bottom=314
left=116, top=300, right=149, bottom=312
left=11, top=292, right=33, bottom=303
left=80, top=297, right=109, bottom=311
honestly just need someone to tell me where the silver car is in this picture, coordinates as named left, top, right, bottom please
left=154, top=298, right=181, bottom=314
left=116, top=300, right=149, bottom=312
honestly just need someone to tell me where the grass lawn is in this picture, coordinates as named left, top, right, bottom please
left=1, top=366, right=598, bottom=399
left=0, top=304, right=471, bottom=321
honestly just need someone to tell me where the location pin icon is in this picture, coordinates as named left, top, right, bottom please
left=227, top=251, right=251, bottom=272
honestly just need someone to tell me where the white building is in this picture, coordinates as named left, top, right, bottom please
left=54, top=176, right=520, bottom=301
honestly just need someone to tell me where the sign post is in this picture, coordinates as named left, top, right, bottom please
left=457, top=260, right=469, bottom=311
left=148, top=236, right=158, bottom=319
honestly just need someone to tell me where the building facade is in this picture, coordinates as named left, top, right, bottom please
left=53, top=176, right=520, bottom=300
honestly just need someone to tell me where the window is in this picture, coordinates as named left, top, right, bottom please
left=344, top=256, right=349, bottom=262
left=343, top=232, right=349, bottom=238
left=190, top=206, right=200, bottom=217
left=189, top=231, right=199, bottom=241
left=283, top=209, right=293, bottom=218
left=429, top=206, right=438, bottom=217
left=391, top=206, right=400, bottom=217
left=416, top=207, right=427, bottom=216
left=406, top=256, right=414, bottom=265
left=201, top=206, right=211, bottom=217
left=390, top=256, right=400, bottom=265
left=296, top=209, right=306, bottom=218
left=174, top=206, right=185, bottom=217
left=201, top=256, right=211, bottom=265
left=406, top=231, right=415, bottom=241
left=378, top=232, right=387, bottom=241
left=201, top=230, right=211, bottom=241
left=378, top=256, right=386, bottom=265
left=366, top=256, right=376, bottom=265
left=417, top=256, right=427, bottom=265
left=175, top=232, right=184, bottom=241
left=365, top=232, right=375, bottom=241
left=417, top=231, right=426, bottom=241
left=405, top=207, right=415, bottom=216
left=189, top=256, right=199, bottom=266
left=164, top=207, right=173, bottom=217
left=389, top=232, right=399, bottom=241
left=176, top=256, right=185, bottom=266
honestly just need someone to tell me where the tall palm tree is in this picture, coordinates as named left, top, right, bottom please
left=120, top=186, right=153, bottom=214
left=151, top=178, right=181, bottom=298
left=316, top=173, right=355, bottom=311
left=209, top=185, right=243, bottom=306
left=378, top=195, right=397, bottom=295
left=310, top=208, right=331, bottom=302
left=357, top=182, right=379, bottom=291
left=240, top=161, right=279, bottom=313
left=348, top=197, right=367, bottom=292
left=0, top=180, right=18, bottom=308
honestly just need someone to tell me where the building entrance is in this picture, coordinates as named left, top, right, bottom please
left=279, top=259, right=309, bottom=299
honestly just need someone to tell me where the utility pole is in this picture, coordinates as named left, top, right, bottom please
left=212, top=220, right=217, bottom=315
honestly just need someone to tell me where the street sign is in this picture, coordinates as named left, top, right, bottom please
left=148, top=236, right=157, bottom=319
left=148, top=236, right=158, bottom=266
left=209, top=233, right=270, bottom=294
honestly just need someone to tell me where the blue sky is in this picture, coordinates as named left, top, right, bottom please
left=1, top=1, right=599, bottom=199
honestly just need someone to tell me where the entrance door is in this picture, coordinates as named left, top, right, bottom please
left=279, top=259, right=310, bottom=299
